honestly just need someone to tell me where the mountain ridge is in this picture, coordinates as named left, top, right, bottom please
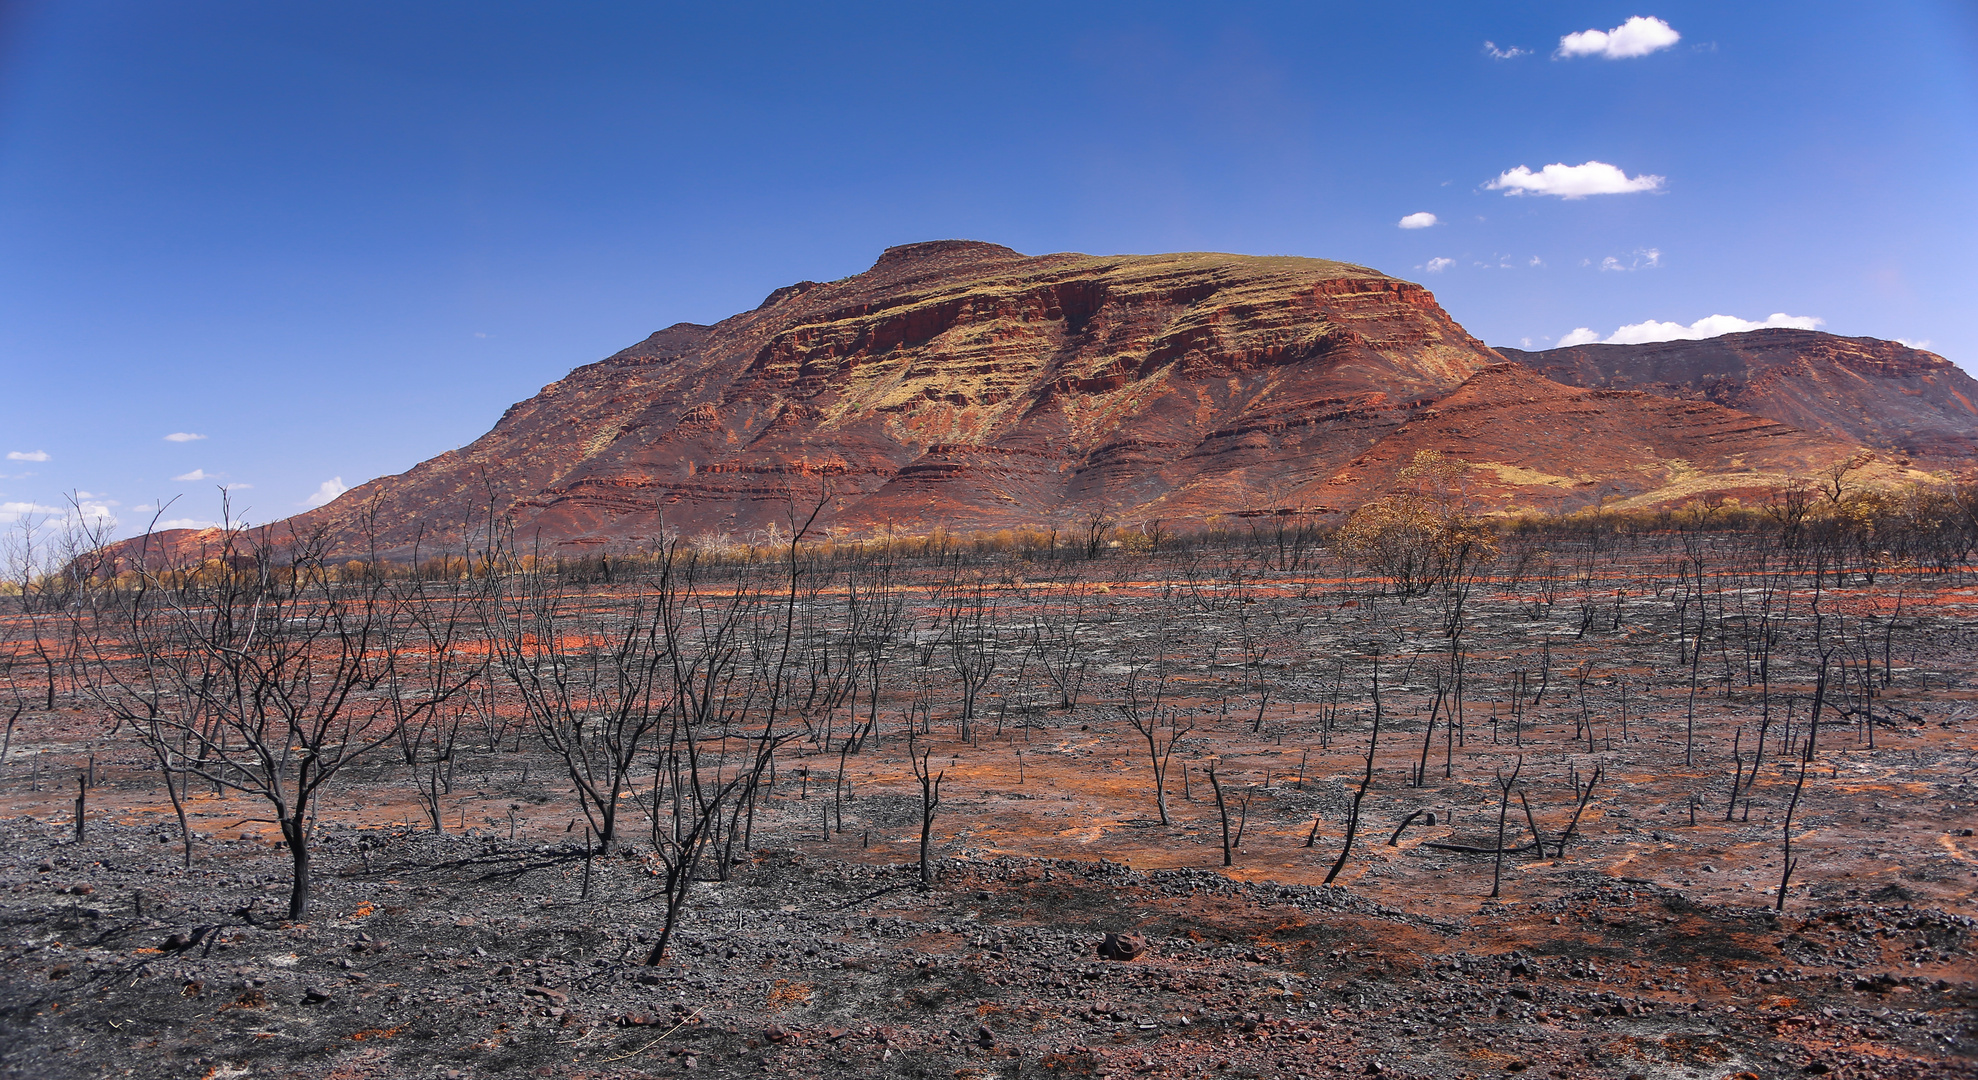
left=1496, top=329, right=1978, bottom=463
left=110, top=243, right=1967, bottom=564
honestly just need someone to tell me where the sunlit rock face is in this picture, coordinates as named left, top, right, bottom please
left=124, top=243, right=1935, bottom=562
left=1499, top=330, right=1978, bottom=464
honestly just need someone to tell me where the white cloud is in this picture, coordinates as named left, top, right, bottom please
left=1519, top=337, right=1535, bottom=349
left=1529, top=256, right=1544, bottom=267
left=172, top=469, right=212, bottom=482
left=1488, top=161, right=1664, bottom=198
left=1559, top=312, right=1824, bottom=347
left=1895, top=338, right=1933, bottom=350
left=163, top=432, right=207, bottom=442
left=1398, top=212, right=1439, bottom=229
left=1557, top=16, right=1680, bottom=59
left=0, top=500, right=63, bottom=523
left=7, top=450, right=50, bottom=462
left=302, top=477, right=348, bottom=508
left=0, top=499, right=116, bottom=530
left=1483, top=41, right=1528, bottom=60
left=223, top=482, right=251, bottom=491
left=1422, top=257, right=1455, bottom=274
left=155, top=517, right=220, bottom=531
left=1597, top=247, right=1664, bottom=272
left=1610, top=312, right=1822, bottom=344
left=73, top=501, right=119, bottom=529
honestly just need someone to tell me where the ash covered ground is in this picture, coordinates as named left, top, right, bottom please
left=2, top=825, right=1972, bottom=1080
left=4, top=533, right=1977, bottom=1078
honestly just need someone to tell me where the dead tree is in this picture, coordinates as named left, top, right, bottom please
left=1554, top=764, right=1604, bottom=857
left=910, top=726, right=945, bottom=885
left=1324, top=650, right=1383, bottom=885
left=1030, top=577, right=1090, bottom=710
left=1490, top=755, right=1525, bottom=899
left=1413, top=681, right=1445, bottom=786
left=1207, top=764, right=1234, bottom=867
left=1234, top=603, right=1276, bottom=733
left=1082, top=507, right=1115, bottom=560
left=1118, top=657, right=1190, bottom=825
left=939, top=572, right=1002, bottom=739
left=643, top=720, right=786, bottom=965
left=846, top=558, right=905, bottom=748
left=385, top=563, right=485, bottom=833
left=94, top=525, right=474, bottom=918
left=487, top=554, right=677, bottom=846
left=1386, top=808, right=1427, bottom=846
left=1777, top=656, right=1829, bottom=911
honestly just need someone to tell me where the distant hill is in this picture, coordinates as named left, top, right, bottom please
left=1497, top=329, right=1978, bottom=463
left=114, top=244, right=1957, bottom=564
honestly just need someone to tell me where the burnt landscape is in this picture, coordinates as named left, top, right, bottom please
left=3, top=507, right=1976, bottom=1079
left=10, top=3, right=1978, bottom=1078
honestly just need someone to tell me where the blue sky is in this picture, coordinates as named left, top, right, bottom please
left=2, top=2, right=1974, bottom=539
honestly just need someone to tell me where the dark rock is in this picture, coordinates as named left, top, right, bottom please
left=976, top=1024, right=996, bottom=1049
left=1098, top=932, right=1148, bottom=961
left=303, top=988, right=332, bottom=1004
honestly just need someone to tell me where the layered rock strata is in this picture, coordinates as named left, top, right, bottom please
left=1498, top=330, right=1978, bottom=463
left=121, top=243, right=1950, bottom=563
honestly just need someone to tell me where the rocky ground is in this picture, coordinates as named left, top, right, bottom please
left=6, top=544, right=1978, bottom=1078
left=2, top=815, right=1972, bottom=1080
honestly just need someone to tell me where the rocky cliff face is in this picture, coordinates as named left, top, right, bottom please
left=177, top=242, right=1514, bottom=558
left=122, top=244, right=1935, bottom=563
left=1497, top=330, right=1978, bottom=463
left=1287, top=362, right=1859, bottom=517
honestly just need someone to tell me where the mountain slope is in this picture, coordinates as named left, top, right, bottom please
left=169, top=242, right=1508, bottom=557
left=1497, top=330, right=1978, bottom=463
left=114, top=244, right=1922, bottom=563
left=1292, top=362, right=1862, bottom=516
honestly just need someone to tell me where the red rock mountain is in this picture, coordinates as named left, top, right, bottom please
left=121, top=243, right=1957, bottom=563
left=1497, top=330, right=1978, bottom=463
